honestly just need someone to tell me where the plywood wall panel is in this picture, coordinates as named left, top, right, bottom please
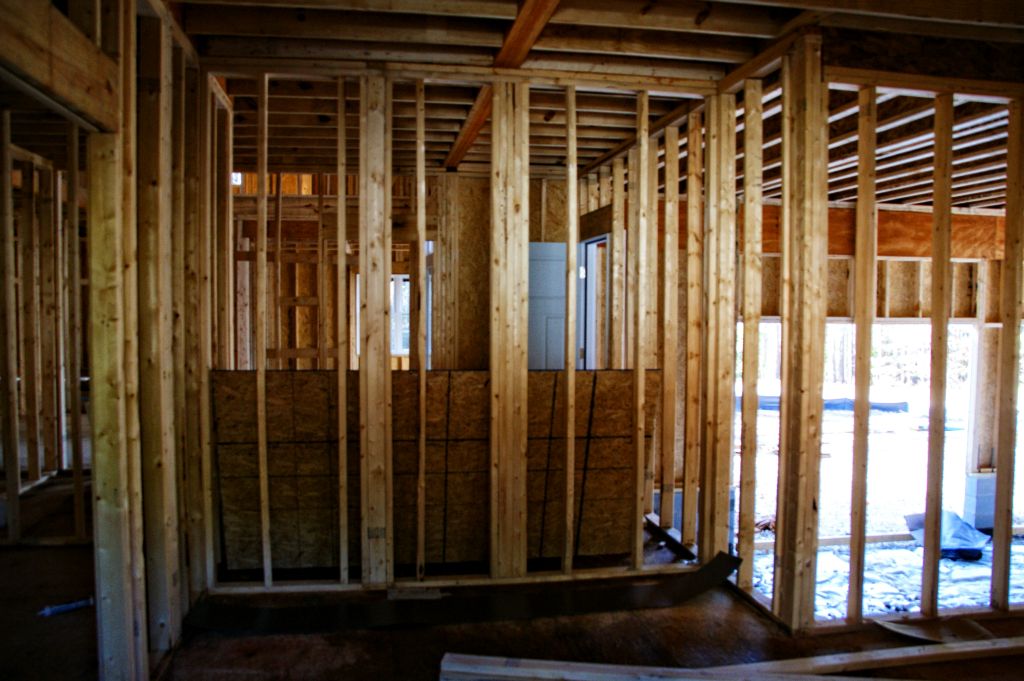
left=827, top=258, right=852, bottom=318
left=887, top=261, right=922, bottom=318
left=213, top=369, right=653, bottom=574
left=455, top=178, right=490, bottom=370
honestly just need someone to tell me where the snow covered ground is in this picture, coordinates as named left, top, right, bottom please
left=738, top=322, right=1024, bottom=618
left=751, top=539, right=1024, bottom=620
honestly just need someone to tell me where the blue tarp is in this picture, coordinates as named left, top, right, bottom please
left=735, top=395, right=908, bottom=413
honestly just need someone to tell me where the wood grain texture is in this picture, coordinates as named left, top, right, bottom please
left=659, top=124, right=680, bottom=530
left=256, top=74, right=273, bottom=587
left=359, top=74, right=394, bottom=586
left=0, top=112, right=20, bottom=540
left=682, top=108, right=703, bottom=548
left=773, top=35, right=828, bottom=632
left=563, top=85, right=578, bottom=572
left=699, top=92, right=737, bottom=563
left=848, top=85, right=876, bottom=624
left=738, top=79, right=762, bottom=591
left=922, top=92, right=953, bottom=618
left=136, top=16, right=181, bottom=650
left=991, top=99, right=1022, bottom=610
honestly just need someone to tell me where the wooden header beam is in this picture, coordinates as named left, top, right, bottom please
left=0, top=0, right=119, bottom=131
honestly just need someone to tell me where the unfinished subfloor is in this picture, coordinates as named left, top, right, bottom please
left=167, top=588, right=1024, bottom=681
left=0, top=477, right=96, bottom=681
left=3, top=482, right=1024, bottom=680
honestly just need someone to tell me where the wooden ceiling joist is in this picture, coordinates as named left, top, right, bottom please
left=184, top=6, right=506, bottom=47
left=176, top=0, right=519, bottom=19
left=714, top=0, right=1024, bottom=28
left=548, top=0, right=786, bottom=38
left=183, top=0, right=1019, bottom=207
left=531, top=25, right=757, bottom=63
left=443, top=0, right=561, bottom=169
left=200, top=38, right=498, bottom=66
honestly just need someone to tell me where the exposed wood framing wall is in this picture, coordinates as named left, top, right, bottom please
left=921, top=92, right=955, bottom=618
left=562, top=85, right=578, bottom=572
left=848, top=85, right=877, bottom=624
left=359, top=74, right=394, bottom=586
left=699, top=91, right=737, bottom=562
left=137, top=14, right=181, bottom=655
left=489, top=81, right=529, bottom=579
left=335, top=76, right=351, bottom=582
left=631, top=91, right=651, bottom=569
left=5, top=10, right=1023, bottom=675
left=737, top=79, right=763, bottom=591
left=682, top=108, right=705, bottom=548
left=0, top=110, right=18, bottom=541
left=992, top=99, right=1023, bottom=610
left=773, top=34, right=829, bottom=632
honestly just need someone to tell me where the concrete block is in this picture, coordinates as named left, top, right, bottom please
left=963, top=472, right=996, bottom=531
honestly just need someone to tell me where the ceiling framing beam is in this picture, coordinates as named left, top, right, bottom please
left=444, top=0, right=561, bottom=169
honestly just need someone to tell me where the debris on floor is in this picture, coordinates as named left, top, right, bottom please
left=905, top=510, right=990, bottom=561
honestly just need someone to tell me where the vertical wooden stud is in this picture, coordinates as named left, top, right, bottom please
left=738, top=79, right=763, bottom=590
left=38, top=168, right=60, bottom=474
left=773, top=35, right=828, bottom=632
left=699, top=92, right=737, bottom=563
left=632, top=91, right=650, bottom=570
left=19, top=161, right=42, bottom=482
left=0, top=111, right=19, bottom=542
left=67, top=122, right=85, bottom=540
left=215, top=107, right=234, bottom=369
left=170, top=47, right=189, bottom=609
left=182, top=67, right=207, bottom=599
left=198, top=77, right=217, bottom=591
left=659, top=125, right=680, bottom=528
left=848, top=85, right=877, bottom=623
left=991, top=99, right=1023, bottom=610
left=255, top=74, right=273, bottom=587
left=610, top=157, right=625, bottom=369
left=922, top=92, right=954, bottom=618
left=683, top=109, right=704, bottom=548
left=273, top=173, right=284, bottom=369
left=137, top=15, right=180, bottom=652
left=626, top=147, right=637, bottom=369
left=645, top=135, right=658, bottom=516
left=564, top=85, right=578, bottom=572
left=116, top=27, right=144, bottom=654
left=489, top=81, right=529, bottom=579
left=415, top=79, right=427, bottom=580
left=359, top=74, right=393, bottom=586
left=337, top=78, right=350, bottom=582
left=90, top=127, right=146, bottom=679
left=317, top=174, right=328, bottom=368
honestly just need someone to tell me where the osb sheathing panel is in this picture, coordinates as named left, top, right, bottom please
left=951, top=261, right=977, bottom=319
left=213, top=370, right=656, bottom=573
left=455, top=178, right=490, bottom=370
left=887, top=260, right=922, bottom=318
left=212, top=370, right=360, bottom=572
left=920, top=261, right=933, bottom=319
left=529, top=178, right=567, bottom=243
left=986, top=261, right=1002, bottom=324
left=827, top=258, right=852, bottom=318
left=525, top=371, right=659, bottom=559
left=295, top=262, right=317, bottom=369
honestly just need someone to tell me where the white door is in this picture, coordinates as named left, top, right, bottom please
left=528, top=243, right=566, bottom=370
